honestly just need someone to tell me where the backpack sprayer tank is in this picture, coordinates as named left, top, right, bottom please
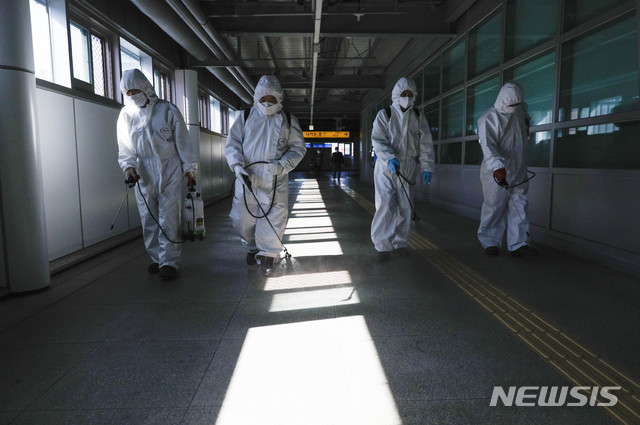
left=183, top=187, right=205, bottom=241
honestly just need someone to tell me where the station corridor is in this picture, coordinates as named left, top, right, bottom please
left=1, top=173, right=639, bottom=425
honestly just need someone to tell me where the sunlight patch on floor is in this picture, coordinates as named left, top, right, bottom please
left=215, top=316, right=402, bottom=425
left=264, top=270, right=352, bottom=291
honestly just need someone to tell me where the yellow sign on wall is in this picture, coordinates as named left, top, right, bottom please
left=303, top=131, right=350, bottom=138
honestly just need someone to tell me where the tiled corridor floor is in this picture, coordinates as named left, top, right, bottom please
left=1, top=173, right=639, bottom=425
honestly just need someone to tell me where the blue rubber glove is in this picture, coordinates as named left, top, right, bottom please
left=387, top=158, right=400, bottom=174
left=423, top=171, right=432, bottom=185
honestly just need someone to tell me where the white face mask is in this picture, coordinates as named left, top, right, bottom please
left=257, top=101, right=280, bottom=116
left=130, top=92, right=148, bottom=107
left=399, top=96, right=412, bottom=109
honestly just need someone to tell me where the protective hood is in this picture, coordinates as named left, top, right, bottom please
left=253, top=75, right=284, bottom=105
left=120, top=69, right=158, bottom=107
left=391, top=77, right=417, bottom=108
left=494, top=82, right=524, bottom=114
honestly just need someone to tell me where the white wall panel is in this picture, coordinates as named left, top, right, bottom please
left=212, top=134, right=226, bottom=198
left=74, top=99, right=124, bottom=246
left=462, top=166, right=483, bottom=209
left=436, top=165, right=462, bottom=203
left=551, top=174, right=640, bottom=254
left=36, top=89, right=83, bottom=260
left=0, top=213, right=5, bottom=286
left=527, top=171, right=550, bottom=228
left=199, top=131, right=213, bottom=201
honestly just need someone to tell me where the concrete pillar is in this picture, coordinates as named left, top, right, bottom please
left=0, top=1, right=50, bottom=292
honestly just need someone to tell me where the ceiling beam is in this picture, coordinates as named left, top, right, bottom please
left=207, top=12, right=453, bottom=38
left=279, top=76, right=384, bottom=90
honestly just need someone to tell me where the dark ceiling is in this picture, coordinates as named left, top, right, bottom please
left=132, top=0, right=477, bottom=125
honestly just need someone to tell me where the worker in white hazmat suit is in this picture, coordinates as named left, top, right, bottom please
left=371, top=77, right=435, bottom=261
left=226, top=75, right=306, bottom=276
left=477, top=81, right=537, bottom=257
left=117, top=69, right=198, bottom=280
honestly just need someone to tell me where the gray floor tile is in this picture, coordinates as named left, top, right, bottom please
left=106, top=302, right=237, bottom=341
left=0, top=343, right=96, bottom=411
left=0, top=303, right=139, bottom=344
left=10, top=408, right=186, bottom=425
left=31, top=340, right=218, bottom=409
left=395, top=399, right=529, bottom=425
left=0, top=411, right=19, bottom=425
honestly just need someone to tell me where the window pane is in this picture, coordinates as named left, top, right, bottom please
left=468, top=12, right=501, bottom=78
left=441, top=91, right=464, bottom=139
left=555, top=121, right=640, bottom=169
left=464, top=140, right=483, bottom=165
left=413, top=69, right=423, bottom=105
left=154, top=70, right=165, bottom=100
left=505, top=0, right=558, bottom=59
left=121, top=47, right=141, bottom=73
left=70, top=23, right=91, bottom=83
left=443, top=40, right=465, bottom=91
left=466, top=75, right=500, bottom=136
left=30, top=0, right=53, bottom=81
left=527, top=131, right=551, bottom=167
left=439, top=142, right=462, bottom=164
left=210, top=97, right=221, bottom=133
left=564, top=0, right=629, bottom=31
left=91, top=35, right=105, bottom=96
left=559, top=14, right=638, bottom=122
left=424, top=102, right=439, bottom=141
left=504, top=51, right=555, bottom=126
left=424, top=60, right=440, bottom=101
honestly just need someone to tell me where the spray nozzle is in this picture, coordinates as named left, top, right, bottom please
left=124, top=176, right=137, bottom=188
left=242, top=175, right=252, bottom=191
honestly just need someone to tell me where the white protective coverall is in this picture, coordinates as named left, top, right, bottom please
left=477, top=82, right=530, bottom=251
left=370, top=77, right=435, bottom=252
left=225, top=76, right=306, bottom=258
left=117, top=69, right=198, bottom=269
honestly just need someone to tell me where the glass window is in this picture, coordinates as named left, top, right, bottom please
left=504, top=51, right=555, bottom=126
left=30, top=0, right=53, bottom=81
left=91, top=34, right=105, bottom=96
left=464, top=141, right=483, bottom=165
left=439, top=142, right=463, bottom=164
left=121, top=47, right=140, bottom=73
left=564, top=0, right=629, bottom=31
left=413, top=69, right=424, bottom=105
left=424, top=60, right=440, bottom=101
left=468, top=12, right=501, bottom=78
left=466, top=75, right=500, bottom=135
left=527, top=131, right=551, bottom=167
left=555, top=121, right=640, bottom=169
left=229, top=109, right=239, bottom=130
left=443, top=40, right=465, bottom=91
left=441, top=91, right=464, bottom=139
left=424, top=101, right=439, bottom=141
left=154, top=69, right=169, bottom=100
left=210, top=96, right=221, bottom=133
left=505, top=0, right=558, bottom=59
left=69, top=22, right=91, bottom=84
left=559, top=14, right=638, bottom=122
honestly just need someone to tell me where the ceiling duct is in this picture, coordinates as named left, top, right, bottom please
left=129, top=0, right=253, bottom=104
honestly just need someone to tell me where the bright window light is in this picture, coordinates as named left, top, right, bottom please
left=214, top=317, right=401, bottom=425
left=264, top=270, right=352, bottom=291
left=292, top=202, right=327, bottom=210
left=30, top=0, right=53, bottom=81
left=285, top=216, right=334, bottom=229
left=284, top=226, right=334, bottom=235
left=286, top=240, right=343, bottom=257
left=285, top=232, right=337, bottom=242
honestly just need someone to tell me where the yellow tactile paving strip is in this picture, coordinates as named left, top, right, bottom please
left=339, top=183, right=640, bottom=424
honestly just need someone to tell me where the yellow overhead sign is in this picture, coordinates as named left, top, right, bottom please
left=303, top=131, right=350, bottom=138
